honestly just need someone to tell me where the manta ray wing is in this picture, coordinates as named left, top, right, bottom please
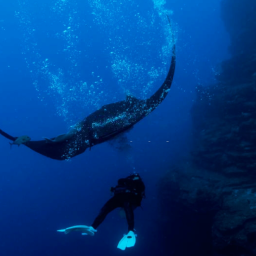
left=0, top=43, right=176, bottom=160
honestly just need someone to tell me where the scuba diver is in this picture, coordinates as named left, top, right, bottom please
left=57, top=173, right=145, bottom=251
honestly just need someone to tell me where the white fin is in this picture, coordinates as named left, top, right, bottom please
left=117, top=235, right=128, bottom=250
left=57, top=229, right=66, bottom=233
left=126, top=231, right=136, bottom=248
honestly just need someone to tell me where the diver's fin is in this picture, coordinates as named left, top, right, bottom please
left=57, top=225, right=97, bottom=236
left=126, top=231, right=136, bottom=248
left=57, top=229, right=68, bottom=234
left=117, top=235, right=129, bottom=250
left=117, top=231, right=136, bottom=250
left=57, top=229, right=66, bottom=232
left=80, top=226, right=97, bottom=236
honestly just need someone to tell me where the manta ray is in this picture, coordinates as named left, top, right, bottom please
left=0, top=42, right=176, bottom=160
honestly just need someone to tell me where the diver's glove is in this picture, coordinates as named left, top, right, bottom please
left=117, top=230, right=136, bottom=250
left=57, top=225, right=97, bottom=236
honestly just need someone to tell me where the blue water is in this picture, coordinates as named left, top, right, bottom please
left=0, top=0, right=229, bottom=255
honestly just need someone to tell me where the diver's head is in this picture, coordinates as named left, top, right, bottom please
left=130, top=173, right=140, bottom=180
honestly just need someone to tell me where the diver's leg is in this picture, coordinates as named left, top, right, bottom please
left=91, top=196, right=121, bottom=229
left=123, top=202, right=135, bottom=231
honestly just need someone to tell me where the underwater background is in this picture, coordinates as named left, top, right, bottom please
left=1, top=0, right=255, bottom=255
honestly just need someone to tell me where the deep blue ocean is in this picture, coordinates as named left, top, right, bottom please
left=0, top=0, right=229, bottom=255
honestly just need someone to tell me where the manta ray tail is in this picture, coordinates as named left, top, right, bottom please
left=0, top=129, right=16, bottom=141
left=0, top=128, right=72, bottom=160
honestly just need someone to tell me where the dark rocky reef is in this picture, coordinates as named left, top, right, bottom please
left=191, top=81, right=256, bottom=174
left=216, top=0, right=256, bottom=85
left=158, top=164, right=256, bottom=256
left=157, top=0, right=256, bottom=255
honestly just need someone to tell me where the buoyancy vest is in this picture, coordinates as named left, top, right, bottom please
left=111, top=174, right=145, bottom=197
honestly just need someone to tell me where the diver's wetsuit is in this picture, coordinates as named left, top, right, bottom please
left=91, top=174, right=145, bottom=231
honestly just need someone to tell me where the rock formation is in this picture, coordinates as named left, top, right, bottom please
left=157, top=0, right=256, bottom=255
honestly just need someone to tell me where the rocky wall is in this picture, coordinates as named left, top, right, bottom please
left=157, top=0, right=256, bottom=255
left=217, top=0, right=256, bottom=85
